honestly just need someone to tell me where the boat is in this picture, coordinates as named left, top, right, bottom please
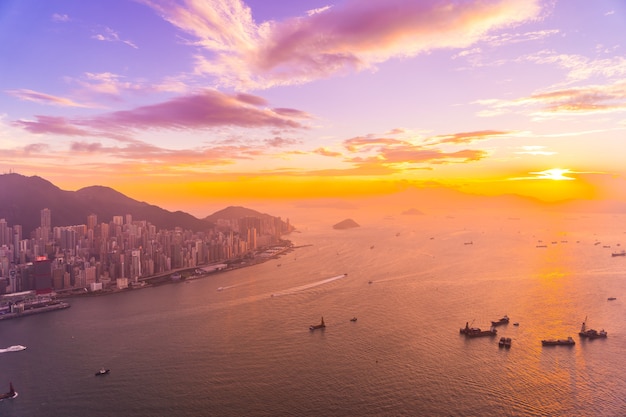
left=513, top=322, right=519, bottom=326
left=350, top=317, right=357, bottom=322
left=95, top=368, right=110, bottom=376
left=466, top=326, right=497, bottom=337
left=460, top=322, right=497, bottom=337
left=459, top=321, right=480, bottom=335
left=309, top=317, right=326, bottom=331
left=1, top=345, right=26, bottom=353
left=491, top=315, right=510, bottom=326
left=541, top=337, right=575, bottom=346
left=499, top=337, right=512, bottom=348
left=611, top=250, right=626, bottom=257
left=0, top=383, right=17, bottom=400
left=607, top=297, right=616, bottom=301
left=579, top=318, right=607, bottom=339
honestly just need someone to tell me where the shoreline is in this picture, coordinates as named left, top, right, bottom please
left=56, top=240, right=298, bottom=300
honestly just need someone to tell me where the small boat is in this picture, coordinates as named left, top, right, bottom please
left=95, top=368, right=110, bottom=376
left=513, top=322, right=519, bottom=326
left=499, top=337, right=511, bottom=348
left=607, top=297, right=616, bottom=301
left=350, top=317, right=357, bottom=322
left=1, top=345, right=26, bottom=352
left=309, top=317, right=326, bottom=331
left=611, top=250, right=625, bottom=257
left=0, top=383, right=17, bottom=400
left=542, top=337, right=575, bottom=346
left=579, top=318, right=607, bottom=339
left=491, top=315, right=510, bottom=326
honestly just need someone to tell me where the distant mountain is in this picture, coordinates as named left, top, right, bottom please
left=0, top=173, right=211, bottom=234
left=204, top=206, right=292, bottom=233
left=333, top=219, right=360, bottom=229
left=204, top=206, right=277, bottom=222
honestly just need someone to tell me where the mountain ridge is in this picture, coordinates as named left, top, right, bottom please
left=0, top=174, right=286, bottom=235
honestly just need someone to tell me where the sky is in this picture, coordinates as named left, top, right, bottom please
left=1, top=0, right=626, bottom=216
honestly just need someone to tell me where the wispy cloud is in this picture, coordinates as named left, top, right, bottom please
left=6, top=89, right=88, bottom=108
left=92, top=26, right=138, bottom=49
left=515, top=145, right=556, bottom=156
left=477, top=79, right=626, bottom=118
left=52, top=13, right=70, bottom=23
left=142, top=0, right=543, bottom=89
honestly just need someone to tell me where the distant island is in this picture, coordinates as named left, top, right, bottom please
left=333, top=219, right=360, bottom=229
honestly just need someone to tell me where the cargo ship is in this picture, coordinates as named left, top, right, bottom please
left=541, top=337, right=575, bottom=346
left=460, top=322, right=497, bottom=337
left=491, top=315, right=510, bottom=326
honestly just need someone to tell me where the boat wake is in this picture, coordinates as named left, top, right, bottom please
left=0, top=345, right=26, bottom=353
left=271, top=274, right=347, bottom=297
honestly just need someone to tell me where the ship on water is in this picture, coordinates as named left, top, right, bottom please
left=542, top=337, right=575, bottom=346
left=309, top=317, right=326, bottom=331
left=460, top=322, right=497, bottom=337
left=0, top=383, right=17, bottom=400
left=579, top=318, right=607, bottom=339
left=491, top=315, right=510, bottom=326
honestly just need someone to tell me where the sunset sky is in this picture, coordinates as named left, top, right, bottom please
left=1, top=0, right=626, bottom=216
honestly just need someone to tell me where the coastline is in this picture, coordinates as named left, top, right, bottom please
left=56, top=239, right=298, bottom=300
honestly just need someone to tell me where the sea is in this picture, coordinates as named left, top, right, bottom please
left=1, top=210, right=625, bottom=416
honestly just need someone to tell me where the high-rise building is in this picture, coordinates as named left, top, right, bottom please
left=41, top=208, right=51, bottom=242
left=0, top=218, right=8, bottom=246
left=87, top=214, right=97, bottom=231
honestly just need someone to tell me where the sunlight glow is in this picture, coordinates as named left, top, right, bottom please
left=530, top=168, right=575, bottom=181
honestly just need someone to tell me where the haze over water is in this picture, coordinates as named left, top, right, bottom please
left=1, top=210, right=625, bottom=416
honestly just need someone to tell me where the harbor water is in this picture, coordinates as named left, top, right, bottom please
left=1, top=211, right=625, bottom=416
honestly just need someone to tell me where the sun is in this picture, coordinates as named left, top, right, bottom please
left=531, top=168, right=575, bottom=181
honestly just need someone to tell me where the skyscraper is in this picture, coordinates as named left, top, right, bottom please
left=40, top=208, right=51, bottom=243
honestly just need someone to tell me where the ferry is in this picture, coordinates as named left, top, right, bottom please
left=541, top=337, right=575, bottom=346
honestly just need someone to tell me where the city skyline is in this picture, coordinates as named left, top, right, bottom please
left=2, top=0, right=626, bottom=216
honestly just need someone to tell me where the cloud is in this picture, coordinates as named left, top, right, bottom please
left=52, top=13, right=70, bottom=22
left=143, top=0, right=543, bottom=89
left=477, top=79, right=626, bottom=118
left=429, top=130, right=513, bottom=145
left=313, top=147, right=342, bottom=157
left=6, top=89, right=87, bottom=108
left=515, top=145, right=556, bottom=156
left=92, top=26, right=138, bottom=49
left=14, top=116, right=94, bottom=136
left=339, top=129, right=491, bottom=173
left=13, top=90, right=309, bottom=137
left=523, top=51, right=626, bottom=83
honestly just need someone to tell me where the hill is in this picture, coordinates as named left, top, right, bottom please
left=0, top=173, right=211, bottom=234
